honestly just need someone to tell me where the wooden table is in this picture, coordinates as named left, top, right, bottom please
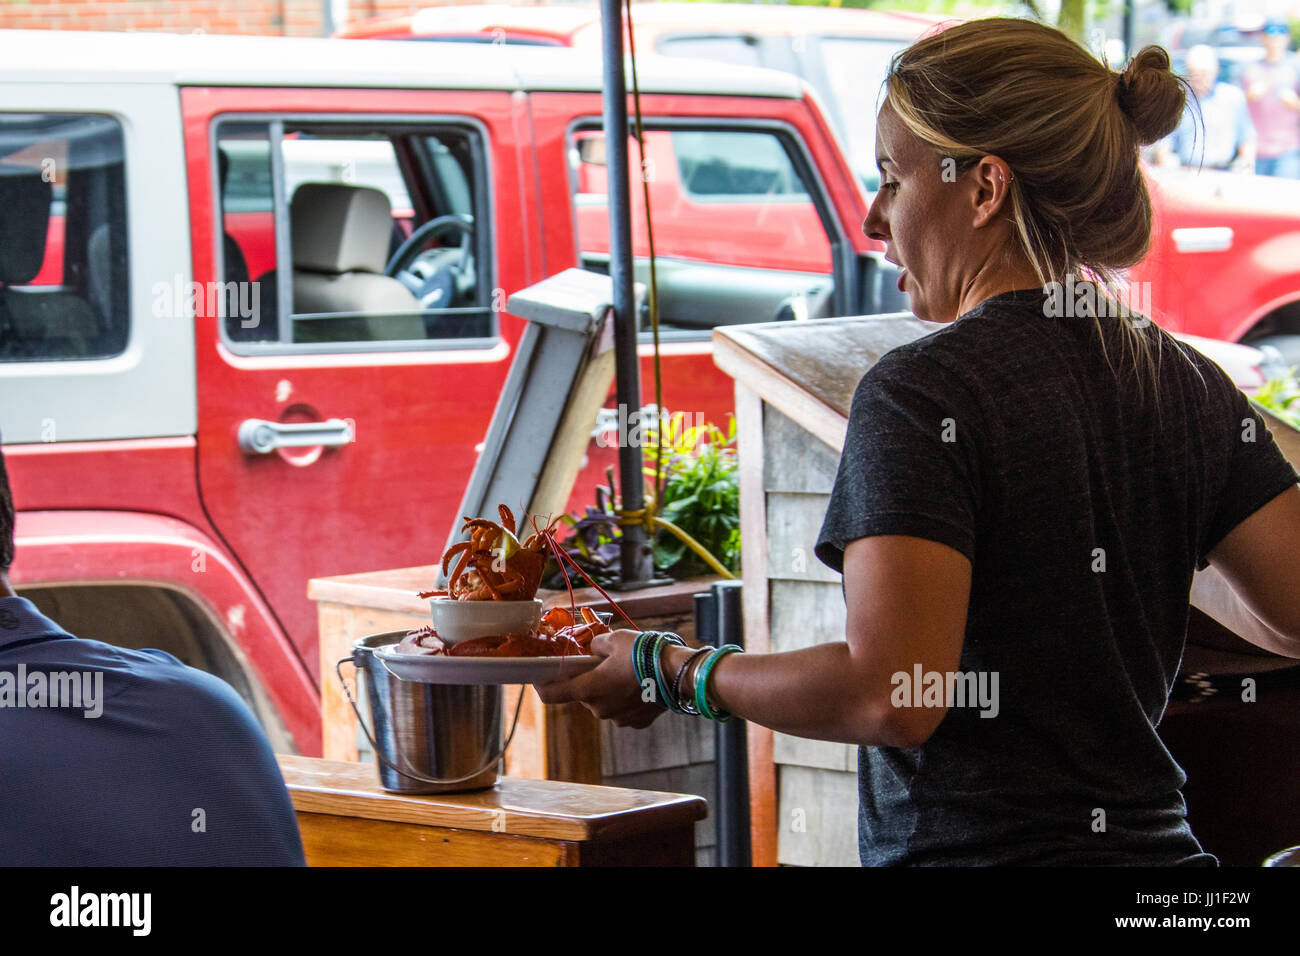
left=277, top=754, right=708, bottom=866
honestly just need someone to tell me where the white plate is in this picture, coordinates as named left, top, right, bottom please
left=373, top=635, right=599, bottom=685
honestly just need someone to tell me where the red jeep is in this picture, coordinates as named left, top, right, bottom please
left=0, top=29, right=889, bottom=752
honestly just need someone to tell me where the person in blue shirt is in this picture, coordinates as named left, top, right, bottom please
left=0, top=442, right=305, bottom=866
left=1156, top=45, right=1257, bottom=171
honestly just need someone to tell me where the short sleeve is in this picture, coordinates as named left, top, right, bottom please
left=815, top=350, right=982, bottom=574
left=1197, top=389, right=1299, bottom=570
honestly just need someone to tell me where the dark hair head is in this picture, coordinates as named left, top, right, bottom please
left=0, top=439, right=12, bottom=573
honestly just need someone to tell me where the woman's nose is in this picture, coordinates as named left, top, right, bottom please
left=863, top=197, right=888, bottom=242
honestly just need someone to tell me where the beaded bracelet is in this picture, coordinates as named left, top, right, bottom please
left=638, top=632, right=665, bottom=695
left=631, top=631, right=653, bottom=686
left=633, top=631, right=664, bottom=686
left=694, top=644, right=743, bottom=722
left=632, top=631, right=685, bottom=711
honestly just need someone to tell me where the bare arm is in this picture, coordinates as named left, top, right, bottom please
left=1193, top=485, right=1300, bottom=657
left=669, top=535, right=971, bottom=747
left=538, top=535, right=972, bottom=748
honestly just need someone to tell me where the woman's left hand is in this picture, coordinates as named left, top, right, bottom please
left=535, top=628, right=664, bottom=729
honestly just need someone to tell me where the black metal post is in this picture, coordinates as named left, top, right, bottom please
left=1123, top=0, right=1136, bottom=61
left=694, top=591, right=719, bottom=648
left=713, top=581, right=750, bottom=867
left=599, top=0, right=653, bottom=588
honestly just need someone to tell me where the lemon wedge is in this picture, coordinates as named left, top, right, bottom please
left=496, top=528, right=521, bottom=561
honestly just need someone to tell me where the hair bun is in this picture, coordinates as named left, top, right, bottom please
left=1116, top=46, right=1186, bottom=146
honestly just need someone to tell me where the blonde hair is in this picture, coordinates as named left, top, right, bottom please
left=885, top=18, right=1193, bottom=398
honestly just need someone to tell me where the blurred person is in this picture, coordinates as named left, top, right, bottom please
left=1155, top=45, right=1256, bottom=171
left=0, top=439, right=306, bottom=866
left=540, top=18, right=1300, bottom=866
left=1244, top=21, right=1300, bottom=177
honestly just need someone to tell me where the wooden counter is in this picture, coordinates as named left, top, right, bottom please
left=277, top=754, right=708, bottom=866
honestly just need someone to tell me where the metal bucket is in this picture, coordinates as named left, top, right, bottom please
left=338, top=633, right=504, bottom=793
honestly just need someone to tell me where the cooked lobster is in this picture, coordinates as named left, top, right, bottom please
left=407, top=503, right=639, bottom=658
left=419, top=505, right=559, bottom=602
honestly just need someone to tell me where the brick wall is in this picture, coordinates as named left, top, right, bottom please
left=0, top=0, right=483, bottom=38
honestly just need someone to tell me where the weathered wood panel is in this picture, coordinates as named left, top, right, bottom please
left=602, top=713, right=711, bottom=777
left=764, top=400, right=858, bottom=867
left=738, top=384, right=777, bottom=865
left=765, top=491, right=841, bottom=583
left=763, top=405, right=840, bottom=495
left=776, top=766, right=859, bottom=867
left=767, top=579, right=848, bottom=654
left=773, top=732, right=854, bottom=773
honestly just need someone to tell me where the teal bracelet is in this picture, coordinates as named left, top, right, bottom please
left=632, top=631, right=683, bottom=711
left=652, top=633, right=683, bottom=713
left=629, top=629, right=650, bottom=686
left=695, top=644, right=743, bottom=721
left=632, top=631, right=654, bottom=686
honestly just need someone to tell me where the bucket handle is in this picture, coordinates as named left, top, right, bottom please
left=335, top=655, right=525, bottom=787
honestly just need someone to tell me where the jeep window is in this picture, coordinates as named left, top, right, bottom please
left=215, top=119, right=491, bottom=351
left=569, top=125, right=835, bottom=338
left=671, top=130, right=808, bottom=199
left=0, top=114, right=128, bottom=362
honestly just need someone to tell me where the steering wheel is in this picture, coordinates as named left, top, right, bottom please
left=385, top=214, right=476, bottom=311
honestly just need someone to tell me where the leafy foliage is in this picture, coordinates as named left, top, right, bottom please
left=541, top=414, right=742, bottom=589
left=543, top=486, right=624, bottom=591
left=1254, top=371, right=1300, bottom=430
left=645, top=413, right=741, bottom=578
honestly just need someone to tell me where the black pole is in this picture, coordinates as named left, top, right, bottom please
left=694, top=591, right=718, bottom=648
left=599, top=0, right=653, bottom=588
left=713, top=581, right=750, bottom=867
left=1123, top=0, right=1136, bottom=61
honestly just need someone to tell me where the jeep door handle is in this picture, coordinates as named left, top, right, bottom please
left=238, top=418, right=353, bottom=455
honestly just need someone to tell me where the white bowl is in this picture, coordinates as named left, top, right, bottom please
left=429, top=598, right=542, bottom=645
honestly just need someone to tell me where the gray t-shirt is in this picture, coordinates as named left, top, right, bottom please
left=815, top=287, right=1298, bottom=866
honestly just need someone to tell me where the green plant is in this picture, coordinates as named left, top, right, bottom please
left=541, top=414, right=741, bottom=590
left=645, top=413, right=741, bottom=577
left=1254, top=370, right=1300, bottom=430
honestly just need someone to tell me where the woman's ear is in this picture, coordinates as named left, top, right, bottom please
left=969, top=155, right=1014, bottom=229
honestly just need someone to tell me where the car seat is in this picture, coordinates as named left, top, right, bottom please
left=0, top=170, right=100, bottom=359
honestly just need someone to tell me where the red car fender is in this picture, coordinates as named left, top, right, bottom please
left=9, top=509, right=319, bottom=755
